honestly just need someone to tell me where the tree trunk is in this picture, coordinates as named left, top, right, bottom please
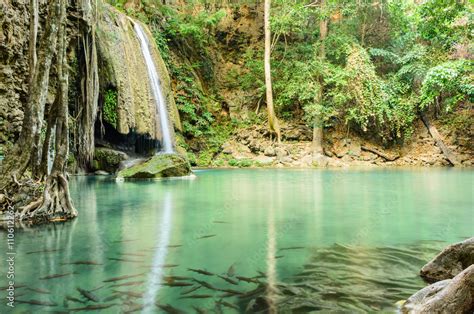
left=420, top=113, right=460, bottom=167
left=264, top=0, right=281, bottom=143
left=0, top=0, right=62, bottom=190
left=76, top=27, right=99, bottom=169
left=22, top=0, right=77, bottom=222
left=312, top=0, right=328, bottom=157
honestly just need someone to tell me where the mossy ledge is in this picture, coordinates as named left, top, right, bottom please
left=117, top=154, right=191, bottom=179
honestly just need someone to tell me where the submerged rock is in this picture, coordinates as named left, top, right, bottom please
left=117, top=154, right=191, bottom=179
left=402, top=265, right=474, bottom=313
left=420, top=237, right=474, bottom=283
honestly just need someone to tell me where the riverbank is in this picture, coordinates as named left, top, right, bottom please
left=183, top=119, right=473, bottom=170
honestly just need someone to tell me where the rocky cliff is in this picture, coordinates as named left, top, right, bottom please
left=96, top=3, right=181, bottom=139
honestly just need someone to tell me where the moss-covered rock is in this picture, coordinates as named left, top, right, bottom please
left=117, top=154, right=191, bottom=179
left=93, top=147, right=128, bottom=173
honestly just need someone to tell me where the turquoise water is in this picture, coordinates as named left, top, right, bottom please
left=1, top=169, right=473, bottom=313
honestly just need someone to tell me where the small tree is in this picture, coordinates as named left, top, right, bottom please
left=264, top=0, right=282, bottom=143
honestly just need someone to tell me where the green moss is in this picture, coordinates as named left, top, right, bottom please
left=118, top=154, right=191, bottom=179
left=103, top=89, right=118, bottom=128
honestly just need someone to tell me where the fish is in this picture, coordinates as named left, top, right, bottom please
left=212, top=220, right=230, bottom=224
left=156, top=303, right=186, bottom=314
left=255, top=271, right=266, bottom=278
left=40, top=272, right=76, bottom=280
left=164, top=275, right=194, bottom=281
left=108, top=257, right=144, bottom=263
left=236, top=276, right=260, bottom=284
left=226, top=264, right=236, bottom=277
left=245, top=299, right=257, bottom=312
left=188, top=268, right=214, bottom=276
left=77, top=287, right=100, bottom=302
left=279, top=246, right=305, bottom=251
left=275, top=255, right=285, bottom=259
left=179, top=294, right=214, bottom=299
left=167, top=245, right=182, bottom=248
left=193, top=279, right=220, bottom=291
left=217, top=275, right=238, bottom=285
left=218, top=288, right=244, bottom=295
left=103, top=273, right=145, bottom=283
left=102, top=294, right=121, bottom=302
left=197, top=234, right=216, bottom=239
left=113, top=290, right=142, bottom=298
left=0, top=284, right=26, bottom=290
left=192, top=306, right=208, bottom=314
left=112, top=239, right=138, bottom=243
left=91, top=284, right=106, bottom=292
left=61, top=260, right=102, bottom=266
left=123, top=303, right=144, bottom=313
left=162, top=282, right=194, bottom=287
left=180, top=285, right=201, bottom=295
left=110, top=280, right=144, bottom=288
left=15, top=299, right=57, bottom=306
left=65, top=295, right=86, bottom=304
left=120, top=252, right=146, bottom=257
left=216, top=300, right=239, bottom=310
left=142, top=264, right=180, bottom=269
left=26, top=249, right=62, bottom=254
left=26, top=287, right=51, bottom=294
left=68, top=303, right=117, bottom=311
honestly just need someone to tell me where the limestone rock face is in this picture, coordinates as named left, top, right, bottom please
left=402, top=265, right=474, bottom=314
left=420, top=237, right=474, bottom=283
left=117, top=154, right=191, bottom=179
left=0, top=2, right=29, bottom=146
left=96, top=4, right=181, bottom=139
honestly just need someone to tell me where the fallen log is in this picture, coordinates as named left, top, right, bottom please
left=360, top=145, right=399, bottom=161
left=420, top=113, right=460, bottom=166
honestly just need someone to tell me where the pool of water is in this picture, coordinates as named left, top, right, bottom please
left=1, top=168, right=473, bottom=313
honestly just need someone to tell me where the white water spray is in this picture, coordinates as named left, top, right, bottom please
left=133, top=22, right=174, bottom=153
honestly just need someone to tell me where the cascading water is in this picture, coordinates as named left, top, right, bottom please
left=133, top=22, right=174, bottom=154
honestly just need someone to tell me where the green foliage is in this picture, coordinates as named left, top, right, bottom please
left=228, top=158, right=253, bottom=168
left=417, top=0, right=472, bottom=49
left=420, top=60, right=474, bottom=111
left=171, top=63, right=215, bottom=138
left=103, top=89, right=118, bottom=128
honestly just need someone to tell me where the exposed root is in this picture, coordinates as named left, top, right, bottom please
left=19, top=174, right=77, bottom=223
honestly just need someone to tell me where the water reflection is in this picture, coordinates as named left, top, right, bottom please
left=142, top=190, right=173, bottom=312
left=265, top=199, right=278, bottom=313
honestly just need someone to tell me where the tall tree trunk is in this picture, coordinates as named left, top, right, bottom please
left=0, top=0, right=62, bottom=190
left=22, top=0, right=77, bottom=221
left=73, top=0, right=99, bottom=170
left=264, top=0, right=281, bottom=143
left=312, top=0, right=328, bottom=157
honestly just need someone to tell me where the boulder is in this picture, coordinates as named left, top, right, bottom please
left=420, top=237, right=474, bottom=283
left=255, top=155, right=274, bottom=166
left=402, top=265, right=474, bottom=313
left=117, top=154, right=191, bottom=179
left=264, top=146, right=276, bottom=157
left=93, top=147, right=128, bottom=173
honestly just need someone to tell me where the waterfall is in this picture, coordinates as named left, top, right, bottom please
left=133, top=22, right=174, bottom=154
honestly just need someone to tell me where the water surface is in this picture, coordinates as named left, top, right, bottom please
left=1, top=169, right=473, bottom=313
